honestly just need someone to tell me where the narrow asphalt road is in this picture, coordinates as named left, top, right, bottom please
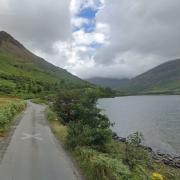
left=0, top=102, right=81, bottom=180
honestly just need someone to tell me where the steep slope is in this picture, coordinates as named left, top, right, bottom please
left=0, top=31, right=89, bottom=96
left=120, top=59, right=180, bottom=94
left=86, top=77, right=129, bottom=89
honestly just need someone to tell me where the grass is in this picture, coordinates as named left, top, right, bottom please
left=0, top=96, right=26, bottom=135
left=0, top=51, right=90, bottom=97
left=45, top=108, right=67, bottom=144
left=31, top=98, right=48, bottom=105
left=46, top=107, right=180, bottom=180
left=108, top=141, right=180, bottom=180
left=0, top=96, right=19, bottom=106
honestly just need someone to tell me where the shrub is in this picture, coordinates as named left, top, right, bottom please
left=66, top=121, right=112, bottom=151
left=0, top=100, right=26, bottom=133
left=125, top=132, right=151, bottom=169
left=76, top=147, right=130, bottom=180
left=45, top=108, right=57, bottom=121
left=31, top=98, right=48, bottom=105
left=53, top=90, right=81, bottom=124
left=127, top=131, right=143, bottom=146
left=54, top=89, right=112, bottom=151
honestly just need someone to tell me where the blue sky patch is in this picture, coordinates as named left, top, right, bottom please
left=77, top=7, right=97, bottom=19
left=72, top=0, right=105, bottom=50
left=83, top=20, right=95, bottom=33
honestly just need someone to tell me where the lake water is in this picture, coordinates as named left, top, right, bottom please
left=98, top=96, right=180, bottom=155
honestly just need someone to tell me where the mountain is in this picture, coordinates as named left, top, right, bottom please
left=0, top=31, right=89, bottom=96
left=86, top=77, right=129, bottom=89
left=119, top=59, right=180, bottom=94
left=89, top=59, right=180, bottom=95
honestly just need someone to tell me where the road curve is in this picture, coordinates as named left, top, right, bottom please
left=0, top=101, right=82, bottom=180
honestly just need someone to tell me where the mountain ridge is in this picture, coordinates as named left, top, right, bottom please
left=119, top=58, right=180, bottom=94
left=86, top=77, right=129, bottom=89
left=86, top=58, right=180, bottom=95
left=0, top=31, right=89, bottom=96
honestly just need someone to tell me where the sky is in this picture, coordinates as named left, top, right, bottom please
left=0, top=0, right=180, bottom=79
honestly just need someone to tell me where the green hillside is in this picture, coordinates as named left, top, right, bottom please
left=86, top=77, right=129, bottom=89
left=119, top=59, right=180, bottom=94
left=0, top=31, right=89, bottom=97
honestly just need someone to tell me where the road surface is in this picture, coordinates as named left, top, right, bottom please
left=0, top=102, right=81, bottom=180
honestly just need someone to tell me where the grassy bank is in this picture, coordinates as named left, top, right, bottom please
left=46, top=108, right=67, bottom=144
left=31, top=98, right=48, bottom=105
left=0, top=97, right=26, bottom=135
left=46, top=107, right=180, bottom=180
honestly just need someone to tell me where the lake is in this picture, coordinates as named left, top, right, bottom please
left=98, top=96, right=180, bottom=155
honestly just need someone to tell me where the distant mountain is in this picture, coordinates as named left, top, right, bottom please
left=0, top=31, right=89, bottom=96
left=86, top=77, right=129, bottom=89
left=87, top=58, right=180, bottom=95
left=120, top=59, right=180, bottom=94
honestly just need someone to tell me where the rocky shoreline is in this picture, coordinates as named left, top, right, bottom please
left=112, top=132, right=180, bottom=168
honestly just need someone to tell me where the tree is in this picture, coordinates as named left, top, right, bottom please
left=53, top=90, right=81, bottom=124
left=54, top=89, right=112, bottom=151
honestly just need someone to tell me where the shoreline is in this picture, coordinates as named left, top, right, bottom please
left=112, top=132, right=180, bottom=168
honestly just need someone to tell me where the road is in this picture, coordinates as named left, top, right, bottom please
left=0, top=102, right=81, bottom=180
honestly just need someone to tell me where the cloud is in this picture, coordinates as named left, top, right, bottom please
left=93, top=0, right=180, bottom=77
left=71, top=17, right=90, bottom=28
left=68, top=0, right=180, bottom=79
left=1, top=0, right=180, bottom=79
left=0, top=0, right=71, bottom=53
left=70, top=0, right=104, bottom=15
left=72, top=28, right=108, bottom=46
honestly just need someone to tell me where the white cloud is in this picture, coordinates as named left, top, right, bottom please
left=90, top=0, right=180, bottom=78
left=70, top=0, right=104, bottom=15
left=96, top=22, right=110, bottom=35
left=0, top=0, right=9, bottom=13
left=1, top=0, right=180, bottom=79
left=0, top=0, right=71, bottom=53
left=70, top=0, right=82, bottom=15
left=72, top=30, right=107, bottom=46
left=71, top=17, right=90, bottom=28
left=58, top=0, right=109, bottom=78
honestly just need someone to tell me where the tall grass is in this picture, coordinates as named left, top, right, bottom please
left=46, top=107, right=67, bottom=144
left=0, top=100, right=26, bottom=134
left=75, top=147, right=130, bottom=180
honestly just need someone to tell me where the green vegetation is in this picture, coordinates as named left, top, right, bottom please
left=0, top=31, right=117, bottom=100
left=54, top=89, right=112, bottom=152
left=86, top=77, right=129, bottom=90
left=89, top=59, right=180, bottom=95
left=74, top=147, right=130, bottom=180
left=0, top=31, right=90, bottom=98
left=31, top=98, right=48, bottom=105
left=0, top=52, right=90, bottom=98
left=0, top=97, right=26, bottom=135
left=118, top=59, right=180, bottom=95
left=1, top=31, right=180, bottom=179
left=47, top=90, right=180, bottom=180
left=46, top=107, right=67, bottom=144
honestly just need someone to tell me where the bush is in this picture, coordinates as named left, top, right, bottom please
left=0, top=100, right=26, bottom=133
left=53, top=90, right=81, bottom=124
left=66, top=121, right=112, bottom=151
left=45, top=108, right=57, bottom=121
left=124, top=132, right=151, bottom=169
left=31, top=98, right=48, bottom=104
left=127, top=131, right=143, bottom=146
left=54, top=89, right=112, bottom=151
left=76, top=147, right=130, bottom=180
